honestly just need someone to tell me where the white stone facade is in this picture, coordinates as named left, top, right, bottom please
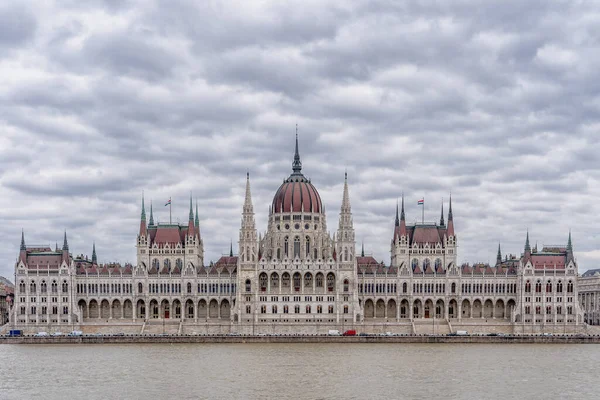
left=8, top=141, right=586, bottom=334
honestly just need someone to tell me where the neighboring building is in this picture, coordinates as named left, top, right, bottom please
left=0, top=277, right=13, bottom=326
left=579, top=269, right=600, bottom=325
left=9, top=138, right=585, bottom=334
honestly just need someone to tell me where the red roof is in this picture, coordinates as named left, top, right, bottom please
left=531, top=254, right=566, bottom=269
left=272, top=177, right=322, bottom=214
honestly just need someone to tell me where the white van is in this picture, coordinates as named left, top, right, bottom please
left=328, top=330, right=341, bottom=336
left=69, top=330, right=83, bottom=336
left=456, top=330, right=469, bottom=336
left=35, top=332, right=49, bottom=337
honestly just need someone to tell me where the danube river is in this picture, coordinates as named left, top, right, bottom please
left=0, top=343, right=597, bottom=399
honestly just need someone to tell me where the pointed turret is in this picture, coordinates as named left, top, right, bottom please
left=187, top=193, right=195, bottom=236
left=92, top=242, right=97, bottom=264
left=19, top=230, right=27, bottom=264
left=195, top=200, right=199, bottom=228
left=341, top=171, right=351, bottom=214
left=399, top=194, right=407, bottom=236
left=62, top=231, right=69, bottom=251
left=20, top=229, right=26, bottom=251
left=239, top=172, right=257, bottom=267
left=337, top=172, right=355, bottom=265
left=149, top=201, right=154, bottom=226
left=292, top=125, right=302, bottom=175
left=447, top=195, right=454, bottom=237
left=395, top=200, right=399, bottom=227
left=496, top=243, right=502, bottom=265
left=361, top=242, right=365, bottom=257
left=62, top=231, right=70, bottom=264
left=139, top=193, right=147, bottom=235
left=566, top=230, right=574, bottom=263
left=230, top=240, right=233, bottom=257
left=524, top=230, right=531, bottom=254
left=440, top=200, right=445, bottom=227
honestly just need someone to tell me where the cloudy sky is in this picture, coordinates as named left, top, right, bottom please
left=1, top=0, right=599, bottom=279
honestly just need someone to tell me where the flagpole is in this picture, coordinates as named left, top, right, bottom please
left=169, top=198, right=172, bottom=224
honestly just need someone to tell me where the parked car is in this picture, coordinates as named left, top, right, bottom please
left=35, top=332, right=49, bottom=337
left=68, top=330, right=83, bottom=336
left=327, top=330, right=341, bottom=336
left=52, top=332, right=64, bottom=337
left=8, top=330, right=22, bottom=337
left=342, top=330, right=357, bottom=336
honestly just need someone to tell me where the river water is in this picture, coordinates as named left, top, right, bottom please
left=0, top=343, right=597, bottom=400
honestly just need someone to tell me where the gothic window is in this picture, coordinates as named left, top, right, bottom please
left=304, top=273, right=313, bottom=288
left=295, top=305, right=300, bottom=313
left=567, top=281, right=574, bottom=293
left=343, top=279, right=349, bottom=292
left=152, top=259, right=160, bottom=270
left=282, top=273, right=290, bottom=288
left=176, top=259, right=183, bottom=270
left=246, top=246, right=250, bottom=262
left=245, top=279, right=251, bottom=292
left=344, top=305, right=349, bottom=314
left=525, top=280, right=531, bottom=293
left=284, top=237, right=289, bottom=257
left=535, top=280, right=542, bottom=293
left=19, top=281, right=25, bottom=293
left=246, top=305, right=251, bottom=314
left=314, top=248, right=318, bottom=260
left=41, top=281, right=47, bottom=294
left=51, top=281, right=58, bottom=293
left=187, top=282, right=192, bottom=293
left=327, top=273, right=335, bottom=292
left=62, top=281, right=68, bottom=293
left=435, top=258, right=442, bottom=271
left=546, top=280, right=552, bottom=293
left=315, top=273, right=324, bottom=288
left=271, top=273, right=279, bottom=290
left=557, top=281, right=563, bottom=293
left=277, top=248, right=281, bottom=260
left=411, top=258, right=419, bottom=270
left=344, top=247, right=348, bottom=262
left=272, top=305, right=278, bottom=314
left=306, top=305, right=311, bottom=313
left=164, top=259, right=172, bottom=273
left=138, top=282, right=143, bottom=293
left=306, top=236, right=311, bottom=257
left=259, top=273, right=267, bottom=292
left=283, top=305, right=289, bottom=314
left=30, top=281, right=36, bottom=293
left=423, top=258, right=431, bottom=270
left=294, top=236, right=300, bottom=258
left=402, top=282, right=407, bottom=293
left=293, top=273, right=301, bottom=291
left=451, top=282, right=456, bottom=294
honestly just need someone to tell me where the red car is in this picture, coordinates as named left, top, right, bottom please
left=343, top=330, right=357, bottom=336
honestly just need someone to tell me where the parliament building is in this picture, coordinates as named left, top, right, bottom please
left=6, top=138, right=587, bottom=335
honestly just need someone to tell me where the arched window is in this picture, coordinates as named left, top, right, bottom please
left=294, top=305, right=300, bottom=313
left=41, top=281, right=47, bottom=293
left=557, top=281, right=563, bottom=293
left=246, top=246, right=250, bottom=262
left=306, top=305, right=311, bottom=313
left=344, top=247, right=348, bottom=262
left=525, top=280, right=531, bottom=293
left=546, top=280, right=552, bottom=293
left=423, top=258, right=431, bottom=270
left=284, top=237, right=289, bottom=257
left=567, top=281, right=574, bottom=293
left=304, top=273, right=312, bottom=288
left=271, top=273, right=279, bottom=290
left=51, top=281, right=58, bottom=293
left=282, top=273, right=290, bottom=288
left=19, top=281, right=25, bottom=293
left=294, top=236, right=300, bottom=258
left=30, top=281, right=36, bottom=293
left=293, top=273, right=301, bottom=291
left=62, top=281, right=68, bottom=293
left=343, top=279, right=349, bottom=292
left=272, top=305, right=278, bottom=314
left=138, top=282, right=143, bottom=294
left=277, top=248, right=281, bottom=260
left=164, top=259, right=172, bottom=273
left=187, top=282, right=192, bottom=293
left=435, top=258, right=442, bottom=271
left=245, top=279, right=251, bottom=292
left=316, top=274, right=323, bottom=288
left=306, top=236, right=310, bottom=257
left=176, top=259, right=183, bottom=270
left=402, top=282, right=407, bottom=293
left=314, top=248, right=318, bottom=260
left=283, top=305, right=289, bottom=314
left=535, top=280, right=542, bottom=293
left=259, top=273, right=267, bottom=292
left=411, top=258, right=419, bottom=270
left=451, top=282, right=456, bottom=293
left=327, top=273, right=335, bottom=292
left=152, top=258, right=160, bottom=270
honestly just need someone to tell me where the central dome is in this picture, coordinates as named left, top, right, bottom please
left=271, top=133, right=323, bottom=214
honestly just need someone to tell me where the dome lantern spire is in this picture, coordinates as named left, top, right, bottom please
left=292, top=124, right=302, bottom=175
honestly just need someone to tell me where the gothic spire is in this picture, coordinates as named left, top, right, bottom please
left=440, top=200, right=445, bottom=226
left=189, top=193, right=194, bottom=221
left=141, top=192, right=146, bottom=221
left=567, top=230, right=573, bottom=253
left=292, top=125, right=302, bottom=175
left=525, top=230, right=531, bottom=253
left=395, top=199, right=399, bottom=227
left=496, top=243, right=502, bottom=265
left=149, top=200, right=154, bottom=225
left=447, top=194, right=455, bottom=237
left=341, top=171, right=351, bottom=212
left=62, top=231, right=69, bottom=251
left=448, top=195, right=453, bottom=221
left=244, top=172, right=254, bottom=214
left=20, top=229, right=26, bottom=251
left=361, top=241, right=365, bottom=257
left=230, top=240, right=233, bottom=257
left=195, top=199, right=199, bottom=228
left=92, top=242, right=97, bottom=264
left=400, top=193, right=405, bottom=221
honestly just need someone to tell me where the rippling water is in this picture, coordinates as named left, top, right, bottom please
left=0, top=343, right=598, bottom=400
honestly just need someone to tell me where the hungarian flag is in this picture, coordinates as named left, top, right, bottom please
left=417, top=199, right=424, bottom=205
left=165, top=198, right=171, bottom=206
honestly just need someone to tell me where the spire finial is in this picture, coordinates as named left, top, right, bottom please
left=400, top=192, right=405, bottom=221
left=496, top=243, right=502, bottom=265
left=20, top=229, right=26, bottom=251
left=440, top=198, right=445, bottom=226
left=189, top=192, right=194, bottom=221
left=230, top=240, right=233, bottom=257
left=361, top=241, right=365, bottom=257
left=448, top=194, right=453, bottom=221
left=62, top=231, right=69, bottom=251
left=92, top=242, right=97, bottom=264
left=525, top=229, right=531, bottom=253
left=141, top=191, right=146, bottom=221
left=292, top=126, right=302, bottom=174
left=567, top=230, right=573, bottom=252
left=195, top=199, right=199, bottom=228
left=149, top=200, right=154, bottom=225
